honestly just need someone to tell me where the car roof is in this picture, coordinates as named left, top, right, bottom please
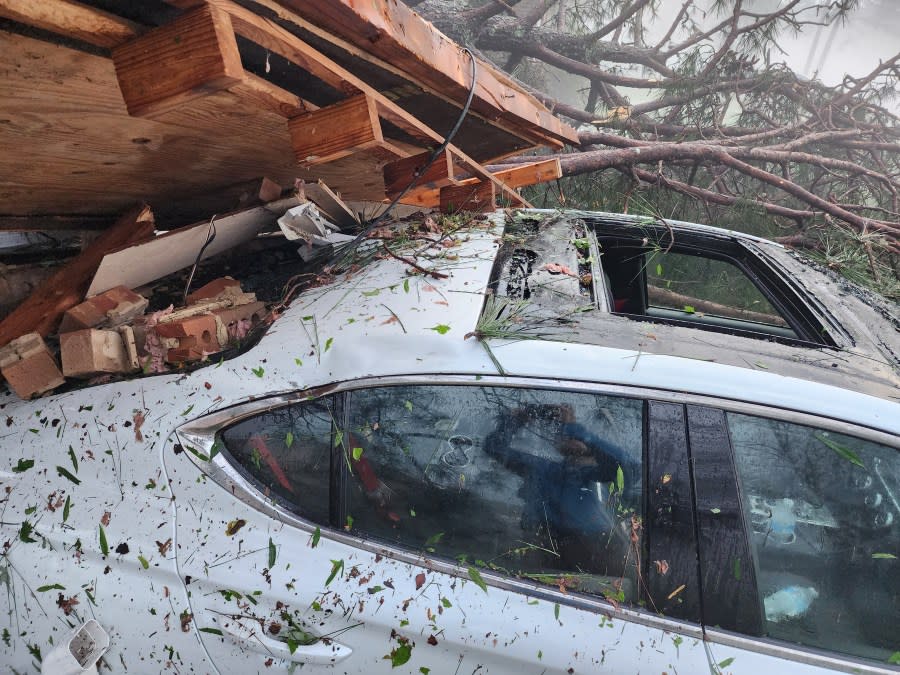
left=238, top=211, right=899, bottom=436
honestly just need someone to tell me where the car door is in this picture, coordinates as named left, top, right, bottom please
left=687, top=403, right=900, bottom=674
left=173, top=377, right=713, bottom=674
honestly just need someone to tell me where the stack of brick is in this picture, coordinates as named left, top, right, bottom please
left=138, top=277, right=267, bottom=365
left=1, top=277, right=268, bottom=400
left=58, top=286, right=148, bottom=379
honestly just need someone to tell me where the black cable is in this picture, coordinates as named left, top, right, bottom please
left=331, top=47, right=479, bottom=267
left=182, top=215, right=217, bottom=305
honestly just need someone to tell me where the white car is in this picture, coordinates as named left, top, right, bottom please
left=2, top=210, right=898, bottom=674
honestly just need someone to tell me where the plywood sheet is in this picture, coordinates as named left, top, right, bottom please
left=0, top=31, right=387, bottom=224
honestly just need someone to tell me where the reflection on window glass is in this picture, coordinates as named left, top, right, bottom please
left=647, top=252, right=788, bottom=327
left=728, top=413, right=899, bottom=663
left=220, top=399, right=332, bottom=524
left=345, top=385, right=644, bottom=603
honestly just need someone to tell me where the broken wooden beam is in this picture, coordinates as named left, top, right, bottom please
left=112, top=4, right=244, bottom=118
left=440, top=182, right=496, bottom=214
left=383, top=149, right=459, bottom=198
left=0, top=205, right=155, bottom=347
left=0, top=0, right=142, bottom=49
left=298, top=180, right=359, bottom=229
left=402, top=158, right=562, bottom=208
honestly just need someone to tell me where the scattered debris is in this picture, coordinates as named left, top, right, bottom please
left=59, top=285, right=149, bottom=333
left=60, top=328, right=140, bottom=378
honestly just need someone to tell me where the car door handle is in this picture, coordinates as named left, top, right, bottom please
left=218, top=621, right=353, bottom=665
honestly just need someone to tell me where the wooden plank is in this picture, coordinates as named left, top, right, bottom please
left=230, top=72, right=312, bottom=118
left=383, top=149, right=458, bottom=197
left=401, top=158, right=560, bottom=208
left=0, top=0, right=141, bottom=48
left=299, top=180, right=359, bottom=229
left=112, top=4, right=244, bottom=118
left=0, top=205, right=155, bottom=347
left=440, top=181, right=495, bottom=214
left=277, top=0, right=579, bottom=146
left=287, top=94, right=397, bottom=165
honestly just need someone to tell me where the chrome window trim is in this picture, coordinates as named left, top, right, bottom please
left=179, top=374, right=900, bottom=448
left=175, top=373, right=898, bottom=674
left=705, top=628, right=898, bottom=675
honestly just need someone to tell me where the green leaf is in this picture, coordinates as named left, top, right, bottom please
left=403, top=279, right=410, bottom=293
left=285, top=431, right=294, bottom=448
left=287, top=638, right=299, bottom=654
left=138, top=555, right=149, bottom=570
left=388, top=643, right=412, bottom=668
left=180, top=404, right=194, bottom=416
left=419, top=668, right=431, bottom=675
left=429, top=324, right=451, bottom=335
left=467, top=566, right=488, bottom=593
left=268, top=538, right=277, bottom=568
left=324, top=338, right=334, bottom=352
left=333, top=430, right=344, bottom=449
left=362, top=289, right=381, bottom=297
left=440, top=597, right=452, bottom=608
left=732, top=557, right=741, bottom=580
left=888, top=652, right=900, bottom=665
left=294, top=357, right=303, bottom=366
left=615, top=465, right=624, bottom=493
left=67, top=446, right=78, bottom=473
left=352, top=447, right=364, bottom=461
left=24, top=506, right=36, bottom=515
left=404, top=400, right=413, bottom=412
left=36, top=583, right=65, bottom=592
left=62, top=495, right=71, bottom=523
left=554, top=603, right=560, bottom=620
left=710, top=507, right=722, bottom=514
left=99, top=525, right=109, bottom=556
left=310, top=527, right=321, bottom=548
left=209, top=440, right=221, bottom=461
left=367, top=585, right=384, bottom=594
left=199, top=627, right=223, bottom=635
left=186, top=445, right=210, bottom=462
left=325, top=559, right=344, bottom=586
left=683, top=305, right=695, bottom=314
left=424, top=532, right=444, bottom=548
left=717, top=657, right=735, bottom=668
left=655, top=263, right=663, bottom=276
left=816, top=434, right=865, bottom=469
left=251, top=366, right=265, bottom=378
left=872, top=552, right=897, bottom=559
left=12, top=458, right=34, bottom=473
left=56, top=466, right=81, bottom=485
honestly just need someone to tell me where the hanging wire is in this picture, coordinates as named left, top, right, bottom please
left=330, top=47, right=480, bottom=268
left=182, top=215, right=217, bottom=305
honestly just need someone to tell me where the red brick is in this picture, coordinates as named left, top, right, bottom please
left=213, top=301, right=267, bottom=339
left=186, top=277, right=243, bottom=305
left=59, top=285, right=148, bottom=333
left=60, top=329, right=136, bottom=378
left=0, top=333, right=65, bottom=399
left=154, top=315, right=221, bottom=363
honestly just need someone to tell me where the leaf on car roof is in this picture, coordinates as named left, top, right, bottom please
left=268, top=538, right=277, bottom=568
left=225, top=519, right=247, bottom=536
left=56, top=466, right=80, bottom=485
left=467, top=567, right=488, bottom=593
left=99, top=525, right=109, bottom=556
left=12, top=458, right=34, bottom=473
left=429, top=324, right=451, bottom=335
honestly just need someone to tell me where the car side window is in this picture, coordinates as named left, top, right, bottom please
left=344, top=385, right=644, bottom=602
left=219, top=398, right=333, bottom=525
left=727, top=413, right=899, bottom=664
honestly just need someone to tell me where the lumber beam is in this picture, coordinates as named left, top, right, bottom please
left=277, top=0, right=579, bottom=146
left=0, top=205, right=155, bottom=347
left=401, top=158, right=563, bottom=207
left=230, top=72, right=312, bottom=118
left=112, top=4, right=244, bottom=118
left=383, top=150, right=459, bottom=198
left=440, top=182, right=496, bottom=215
left=288, top=95, right=403, bottom=165
left=0, top=0, right=141, bottom=49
